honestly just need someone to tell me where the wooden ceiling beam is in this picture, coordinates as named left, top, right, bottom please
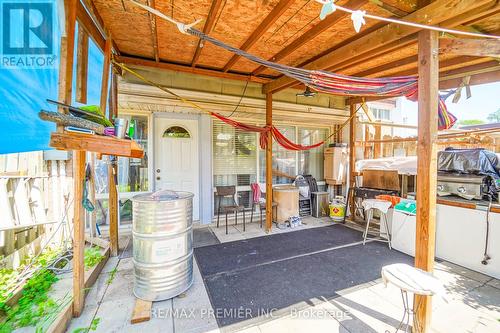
left=439, top=60, right=500, bottom=81
left=191, top=0, right=224, bottom=67
left=270, top=27, right=416, bottom=91
left=440, top=69, right=500, bottom=90
left=282, top=32, right=415, bottom=91
left=80, top=0, right=122, bottom=55
left=252, top=0, right=368, bottom=76
left=439, top=38, right=500, bottom=58
left=282, top=21, right=396, bottom=91
left=352, top=28, right=500, bottom=78
left=146, top=0, right=159, bottom=62
left=76, top=0, right=105, bottom=50
left=222, top=0, right=297, bottom=72
left=354, top=55, right=492, bottom=78
left=347, top=60, right=500, bottom=104
left=384, top=57, right=496, bottom=79
left=369, top=0, right=409, bottom=17
left=82, top=0, right=105, bottom=30
left=354, top=55, right=418, bottom=77
left=263, top=0, right=495, bottom=93
left=116, top=55, right=270, bottom=84
left=321, top=7, right=499, bottom=76
left=441, top=2, right=500, bottom=27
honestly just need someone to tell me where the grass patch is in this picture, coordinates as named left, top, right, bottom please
left=71, top=317, right=100, bottom=333
left=106, top=267, right=117, bottom=285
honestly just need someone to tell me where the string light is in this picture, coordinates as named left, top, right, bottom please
left=319, top=0, right=336, bottom=20
left=350, top=10, right=366, bottom=33
left=315, top=0, right=500, bottom=39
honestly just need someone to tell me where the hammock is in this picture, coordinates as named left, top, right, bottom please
left=187, top=28, right=457, bottom=130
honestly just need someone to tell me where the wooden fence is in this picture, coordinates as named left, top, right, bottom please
left=357, top=122, right=500, bottom=159
left=0, top=151, right=72, bottom=268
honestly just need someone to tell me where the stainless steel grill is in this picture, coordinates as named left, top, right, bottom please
left=132, top=190, right=194, bottom=301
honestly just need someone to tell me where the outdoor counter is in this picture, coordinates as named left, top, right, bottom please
left=390, top=198, right=500, bottom=279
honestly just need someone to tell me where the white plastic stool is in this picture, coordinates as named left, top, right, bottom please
left=361, top=199, right=392, bottom=249
left=381, top=263, right=445, bottom=333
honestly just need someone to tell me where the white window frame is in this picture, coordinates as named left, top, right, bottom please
left=94, top=110, right=153, bottom=229
left=211, top=120, right=330, bottom=206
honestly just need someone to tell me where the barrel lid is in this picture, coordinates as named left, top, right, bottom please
left=132, top=190, right=194, bottom=202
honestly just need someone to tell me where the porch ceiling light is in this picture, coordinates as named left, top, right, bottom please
left=296, top=87, right=316, bottom=98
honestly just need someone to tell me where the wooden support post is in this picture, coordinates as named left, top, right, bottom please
left=57, top=0, right=77, bottom=123
left=88, top=154, right=96, bottom=237
left=265, top=93, right=273, bottom=232
left=62, top=0, right=77, bottom=105
left=349, top=104, right=357, bottom=217
left=108, top=159, right=119, bottom=257
left=108, top=69, right=119, bottom=257
left=76, top=26, right=89, bottom=104
left=374, top=124, right=382, bottom=158
left=111, top=72, right=118, bottom=119
left=414, top=30, right=439, bottom=332
left=100, top=38, right=112, bottom=114
left=73, top=150, right=86, bottom=317
left=363, top=125, right=371, bottom=159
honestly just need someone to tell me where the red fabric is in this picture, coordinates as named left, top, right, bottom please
left=311, top=71, right=418, bottom=97
left=310, top=72, right=456, bottom=130
left=211, top=112, right=325, bottom=151
left=210, top=112, right=267, bottom=133
left=271, top=126, right=324, bottom=151
left=251, top=183, right=261, bottom=203
left=405, top=88, right=457, bottom=130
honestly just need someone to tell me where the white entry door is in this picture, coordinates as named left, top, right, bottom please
left=154, top=117, right=200, bottom=220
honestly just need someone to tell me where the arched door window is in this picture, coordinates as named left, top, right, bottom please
left=163, top=126, right=191, bottom=138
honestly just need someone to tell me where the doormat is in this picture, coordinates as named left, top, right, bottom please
left=194, top=224, right=363, bottom=276
left=194, top=225, right=412, bottom=329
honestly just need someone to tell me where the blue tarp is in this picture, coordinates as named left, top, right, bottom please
left=0, top=0, right=103, bottom=154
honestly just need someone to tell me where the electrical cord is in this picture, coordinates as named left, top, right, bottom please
left=7, top=196, right=74, bottom=294
left=482, top=196, right=492, bottom=265
left=226, top=80, right=249, bottom=118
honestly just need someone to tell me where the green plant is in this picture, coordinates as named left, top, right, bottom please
left=0, top=247, right=69, bottom=332
left=487, top=108, right=500, bottom=123
left=0, top=268, right=59, bottom=332
left=0, top=269, right=18, bottom=305
left=72, top=317, right=101, bottom=333
left=84, top=247, right=105, bottom=270
left=457, top=119, right=485, bottom=126
left=106, top=267, right=117, bottom=285
left=0, top=247, right=62, bottom=307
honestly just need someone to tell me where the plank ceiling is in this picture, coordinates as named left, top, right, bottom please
left=89, top=0, right=500, bottom=90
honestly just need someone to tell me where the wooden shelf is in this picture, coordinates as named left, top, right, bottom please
left=50, top=131, right=144, bottom=158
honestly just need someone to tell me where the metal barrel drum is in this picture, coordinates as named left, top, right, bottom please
left=132, top=190, right=194, bottom=301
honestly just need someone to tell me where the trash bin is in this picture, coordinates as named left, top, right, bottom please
left=311, top=191, right=329, bottom=217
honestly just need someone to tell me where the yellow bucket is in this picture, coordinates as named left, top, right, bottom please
left=329, top=200, right=346, bottom=222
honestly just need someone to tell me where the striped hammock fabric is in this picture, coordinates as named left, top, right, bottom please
left=212, top=111, right=325, bottom=150
left=188, top=28, right=457, bottom=130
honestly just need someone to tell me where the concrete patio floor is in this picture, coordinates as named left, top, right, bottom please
left=65, top=218, right=500, bottom=333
